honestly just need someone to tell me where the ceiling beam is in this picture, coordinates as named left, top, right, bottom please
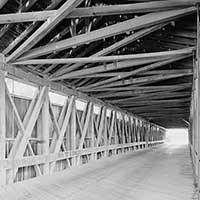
left=0, top=0, right=8, bottom=9
left=94, top=84, right=191, bottom=99
left=67, top=69, right=192, bottom=79
left=6, top=0, right=85, bottom=62
left=139, top=111, right=190, bottom=115
left=0, top=0, right=42, bottom=40
left=116, top=91, right=191, bottom=102
left=77, top=53, right=192, bottom=89
left=129, top=104, right=189, bottom=111
left=0, top=1, right=194, bottom=24
left=12, top=48, right=193, bottom=66
left=52, top=57, right=170, bottom=82
left=140, top=69, right=193, bottom=76
left=119, top=98, right=191, bottom=107
left=134, top=109, right=190, bottom=114
left=2, top=0, right=65, bottom=55
left=68, top=1, right=195, bottom=18
left=79, top=70, right=193, bottom=90
left=81, top=83, right=192, bottom=92
left=103, top=91, right=191, bottom=103
left=53, top=23, right=169, bottom=77
left=15, top=7, right=196, bottom=61
left=0, top=11, right=54, bottom=24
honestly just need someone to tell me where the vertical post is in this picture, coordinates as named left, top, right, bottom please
left=152, top=126, right=155, bottom=144
left=90, top=104, right=95, bottom=160
left=41, top=88, right=50, bottom=175
left=132, top=118, right=136, bottom=150
left=145, top=123, right=149, bottom=148
left=114, top=113, right=118, bottom=155
left=121, top=115, right=126, bottom=153
left=128, top=116, right=132, bottom=151
left=122, top=115, right=125, bottom=144
left=70, top=97, right=76, bottom=166
left=135, top=119, right=138, bottom=149
left=149, top=125, right=152, bottom=147
left=0, top=54, right=6, bottom=185
left=138, top=120, right=141, bottom=149
left=196, top=4, right=200, bottom=199
left=142, top=122, right=145, bottom=148
left=104, top=110, right=108, bottom=157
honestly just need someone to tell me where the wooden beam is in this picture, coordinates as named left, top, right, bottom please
left=65, top=69, right=192, bottom=79
left=16, top=7, right=196, bottom=61
left=139, top=69, right=193, bottom=76
left=195, top=3, right=200, bottom=184
left=2, top=0, right=65, bottom=55
left=81, top=83, right=192, bottom=92
left=0, top=11, right=55, bottom=24
left=94, top=85, right=191, bottom=99
left=99, top=90, right=191, bottom=101
left=70, top=97, right=77, bottom=166
left=41, top=89, right=50, bottom=175
left=0, top=0, right=8, bottom=9
left=139, top=112, right=190, bottom=116
left=119, top=98, right=191, bottom=107
left=79, top=71, right=193, bottom=90
left=128, top=102, right=190, bottom=109
left=12, top=48, right=194, bottom=66
left=53, top=23, right=169, bottom=77
left=50, top=96, right=74, bottom=173
left=44, top=37, right=101, bottom=74
left=133, top=109, right=190, bottom=115
left=0, top=140, right=166, bottom=171
left=51, top=57, right=168, bottom=81
left=0, top=1, right=195, bottom=24
left=0, top=65, right=6, bottom=185
left=11, top=87, right=47, bottom=159
left=130, top=105, right=190, bottom=112
left=78, top=54, right=192, bottom=89
left=0, top=0, right=40, bottom=39
left=6, top=0, right=85, bottom=62
left=6, top=86, right=43, bottom=182
left=78, top=102, right=93, bottom=149
left=96, top=107, right=106, bottom=147
left=0, top=63, right=163, bottom=129
left=125, top=91, right=191, bottom=101
left=67, top=1, right=195, bottom=18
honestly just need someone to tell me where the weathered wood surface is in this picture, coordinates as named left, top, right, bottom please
left=1, top=73, right=165, bottom=184
left=0, top=144, right=197, bottom=200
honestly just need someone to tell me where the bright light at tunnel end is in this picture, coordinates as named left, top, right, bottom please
left=165, top=128, right=188, bottom=145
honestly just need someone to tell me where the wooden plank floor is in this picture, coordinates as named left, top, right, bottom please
left=0, top=144, right=197, bottom=200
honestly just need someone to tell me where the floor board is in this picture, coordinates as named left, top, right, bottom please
left=0, top=144, right=197, bottom=200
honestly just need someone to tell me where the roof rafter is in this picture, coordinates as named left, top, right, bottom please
left=96, top=87, right=191, bottom=99
left=75, top=52, right=192, bottom=89
left=53, top=23, right=169, bottom=77
left=0, top=1, right=195, bottom=24
left=13, top=6, right=196, bottom=61
left=12, top=48, right=193, bottom=66
left=79, top=71, right=192, bottom=90
left=81, top=83, right=192, bottom=92
left=6, top=0, right=85, bottom=62
left=0, top=0, right=8, bottom=9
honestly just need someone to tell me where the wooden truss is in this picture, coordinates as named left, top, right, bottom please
left=0, top=71, right=165, bottom=185
left=0, top=0, right=196, bottom=185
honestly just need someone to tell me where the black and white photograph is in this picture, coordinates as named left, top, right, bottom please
left=0, top=0, right=198, bottom=199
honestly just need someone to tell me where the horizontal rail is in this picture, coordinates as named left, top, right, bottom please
left=1, top=140, right=164, bottom=170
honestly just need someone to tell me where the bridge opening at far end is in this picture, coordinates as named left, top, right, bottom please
left=165, top=128, right=189, bottom=145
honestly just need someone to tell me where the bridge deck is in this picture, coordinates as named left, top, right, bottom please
left=0, top=144, right=197, bottom=200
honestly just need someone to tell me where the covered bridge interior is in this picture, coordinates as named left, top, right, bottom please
left=0, top=0, right=199, bottom=199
